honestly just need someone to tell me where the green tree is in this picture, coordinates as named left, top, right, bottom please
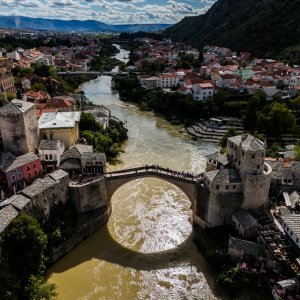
left=26, top=276, right=57, bottom=300
left=258, top=102, right=296, bottom=138
left=220, top=128, right=237, bottom=149
left=32, top=82, right=47, bottom=92
left=6, top=92, right=17, bottom=101
left=1, top=214, right=48, bottom=282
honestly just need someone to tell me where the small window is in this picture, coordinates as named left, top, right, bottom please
left=226, top=185, right=229, bottom=190
left=291, top=231, right=293, bottom=236
left=297, top=238, right=299, bottom=243
left=49, top=154, right=53, bottom=160
left=238, top=161, right=241, bottom=166
left=34, top=170, right=37, bottom=176
left=233, top=185, right=236, bottom=189
left=18, top=173, right=21, bottom=178
left=45, top=154, right=48, bottom=160
left=216, top=185, right=219, bottom=189
left=252, top=154, right=255, bottom=159
left=28, top=172, right=31, bottom=178
left=257, top=165, right=260, bottom=169
left=27, top=165, right=30, bottom=171
left=262, top=153, right=264, bottom=157
left=11, top=175, right=15, bottom=181
left=33, top=162, right=36, bottom=169
left=242, top=152, right=244, bottom=157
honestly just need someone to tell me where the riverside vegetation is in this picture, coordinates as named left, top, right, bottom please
left=113, top=75, right=300, bottom=144
left=79, top=112, right=128, bottom=161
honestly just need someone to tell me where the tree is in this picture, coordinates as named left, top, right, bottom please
left=258, top=102, right=296, bottom=138
left=26, top=276, right=57, bottom=300
left=1, top=214, right=48, bottom=282
left=32, top=82, right=47, bottom=92
left=294, top=143, right=300, bottom=161
left=220, top=128, right=237, bottom=148
left=6, top=92, right=17, bottom=101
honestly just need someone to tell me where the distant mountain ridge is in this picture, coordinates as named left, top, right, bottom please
left=166, top=0, right=300, bottom=59
left=0, top=16, right=171, bottom=33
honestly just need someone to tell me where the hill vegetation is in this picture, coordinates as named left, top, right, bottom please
left=166, top=0, right=300, bottom=62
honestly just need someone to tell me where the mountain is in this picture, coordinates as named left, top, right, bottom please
left=0, top=16, right=171, bottom=33
left=166, top=0, right=300, bottom=59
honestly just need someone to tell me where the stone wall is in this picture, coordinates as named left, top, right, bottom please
left=23, top=106, right=39, bottom=153
left=50, top=206, right=111, bottom=263
left=0, top=112, right=28, bottom=155
left=242, top=173, right=271, bottom=209
left=69, top=177, right=108, bottom=214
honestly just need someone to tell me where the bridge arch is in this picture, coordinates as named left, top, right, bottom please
left=105, top=166, right=199, bottom=214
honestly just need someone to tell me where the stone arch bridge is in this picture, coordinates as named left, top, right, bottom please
left=105, top=165, right=201, bottom=216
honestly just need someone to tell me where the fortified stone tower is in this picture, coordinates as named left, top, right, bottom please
left=227, top=134, right=272, bottom=209
left=0, top=99, right=39, bottom=156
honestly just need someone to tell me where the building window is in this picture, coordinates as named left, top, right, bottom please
left=33, top=162, right=36, bottom=169
left=27, top=165, right=30, bottom=171
left=28, top=172, right=31, bottom=178
left=252, top=154, right=255, bottom=159
left=257, top=165, right=260, bottom=169
left=34, top=170, right=37, bottom=176
left=262, top=153, right=264, bottom=157
left=238, top=161, right=241, bottom=166
left=242, top=152, right=244, bottom=157
left=11, top=175, right=15, bottom=181
left=291, top=231, right=293, bottom=236
left=216, top=185, right=219, bottom=189
left=226, top=186, right=229, bottom=190
left=297, top=238, right=299, bottom=243
left=233, top=185, right=236, bottom=189
left=18, top=173, right=21, bottom=178
left=49, top=154, right=53, bottom=160
left=45, top=154, right=48, bottom=160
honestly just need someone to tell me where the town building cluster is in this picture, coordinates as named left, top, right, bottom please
left=132, top=38, right=300, bottom=101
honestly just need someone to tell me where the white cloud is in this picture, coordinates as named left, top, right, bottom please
left=0, top=0, right=216, bottom=24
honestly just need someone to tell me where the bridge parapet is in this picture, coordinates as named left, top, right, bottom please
left=106, top=165, right=203, bottom=184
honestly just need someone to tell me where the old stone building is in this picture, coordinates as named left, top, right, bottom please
left=0, top=99, right=39, bottom=156
left=198, top=134, right=272, bottom=227
left=0, top=169, right=69, bottom=227
left=59, top=144, right=106, bottom=177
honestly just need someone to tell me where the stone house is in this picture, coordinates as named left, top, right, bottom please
left=205, top=152, right=229, bottom=171
left=59, top=144, right=106, bottom=177
left=38, top=111, right=81, bottom=148
left=0, top=99, right=39, bottom=156
left=38, top=139, right=65, bottom=173
left=228, top=237, right=260, bottom=259
left=0, top=169, right=69, bottom=227
left=0, top=152, right=42, bottom=195
left=198, top=134, right=272, bottom=227
left=231, top=209, right=258, bottom=238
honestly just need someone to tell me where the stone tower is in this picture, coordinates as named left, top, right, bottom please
left=0, top=99, right=39, bottom=156
left=227, top=134, right=272, bottom=209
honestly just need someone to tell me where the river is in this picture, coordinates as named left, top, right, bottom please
left=47, top=46, right=222, bottom=299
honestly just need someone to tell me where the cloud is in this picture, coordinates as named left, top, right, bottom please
left=0, top=0, right=216, bottom=24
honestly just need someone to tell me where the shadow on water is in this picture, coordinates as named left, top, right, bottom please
left=49, top=224, right=202, bottom=274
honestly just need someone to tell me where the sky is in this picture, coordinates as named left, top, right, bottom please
left=0, top=0, right=216, bottom=24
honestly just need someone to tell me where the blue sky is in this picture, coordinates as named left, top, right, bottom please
left=0, top=0, right=216, bottom=24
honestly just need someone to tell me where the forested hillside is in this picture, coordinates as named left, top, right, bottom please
left=167, top=0, right=300, bottom=62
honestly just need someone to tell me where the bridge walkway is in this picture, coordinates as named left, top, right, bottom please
left=106, top=165, right=203, bottom=184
